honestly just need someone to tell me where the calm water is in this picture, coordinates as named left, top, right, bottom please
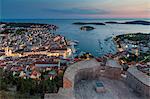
left=1, top=19, right=150, bottom=56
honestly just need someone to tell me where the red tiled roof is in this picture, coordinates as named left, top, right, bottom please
left=34, top=61, right=58, bottom=64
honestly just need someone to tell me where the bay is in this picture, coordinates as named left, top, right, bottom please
left=1, top=18, right=150, bottom=56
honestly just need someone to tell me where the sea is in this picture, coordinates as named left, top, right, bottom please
left=1, top=18, right=150, bottom=56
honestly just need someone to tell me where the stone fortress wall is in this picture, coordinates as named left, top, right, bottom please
left=45, top=59, right=150, bottom=99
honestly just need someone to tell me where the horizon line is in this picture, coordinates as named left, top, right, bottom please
left=1, top=18, right=150, bottom=20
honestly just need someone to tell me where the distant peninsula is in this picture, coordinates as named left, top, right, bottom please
left=0, top=22, right=59, bottom=28
left=105, top=20, right=150, bottom=25
left=73, top=22, right=105, bottom=25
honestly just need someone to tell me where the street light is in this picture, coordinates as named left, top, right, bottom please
left=127, top=54, right=130, bottom=57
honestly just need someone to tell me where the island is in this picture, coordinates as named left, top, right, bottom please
left=105, top=20, right=150, bottom=25
left=80, top=26, right=95, bottom=31
left=73, top=22, right=105, bottom=25
left=105, top=21, right=119, bottom=24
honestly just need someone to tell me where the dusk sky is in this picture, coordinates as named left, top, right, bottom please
left=1, top=0, right=150, bottom=19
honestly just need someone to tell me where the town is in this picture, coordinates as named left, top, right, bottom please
left=0, top=22, right=77, bottom=98
left=114, top=33, right=150, bottom=76
left=0, top=22, right=150, bottom=99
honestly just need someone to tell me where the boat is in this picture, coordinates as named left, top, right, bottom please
left=104, top=36, right=112, bottom=41
left=69, top=42, right=78, bottom=46
left=68, top=40, right=78, bottom=46
left=73, top=40, right=79, bottom=43
left=70, top=43, right=76, bottom=54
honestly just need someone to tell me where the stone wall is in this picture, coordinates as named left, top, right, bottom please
left=63, top=77, right=73, bottom=88
left=45, top=59, right=149, bottom=99
left=62, top=59, right=123, bottom=99
left=125, top=71, right=150, bottom=97
left=74, top=66, right=122, bottom=84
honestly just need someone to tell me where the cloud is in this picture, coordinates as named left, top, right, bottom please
left=44, top=8, right=110, bottom=15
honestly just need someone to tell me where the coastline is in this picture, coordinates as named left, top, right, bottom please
left=1, top=19, right=150, bottom=56
left=0, top=20, right=149, bottom=98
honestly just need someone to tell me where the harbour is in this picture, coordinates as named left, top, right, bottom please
left=2, top=19, right=150, bottom=56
